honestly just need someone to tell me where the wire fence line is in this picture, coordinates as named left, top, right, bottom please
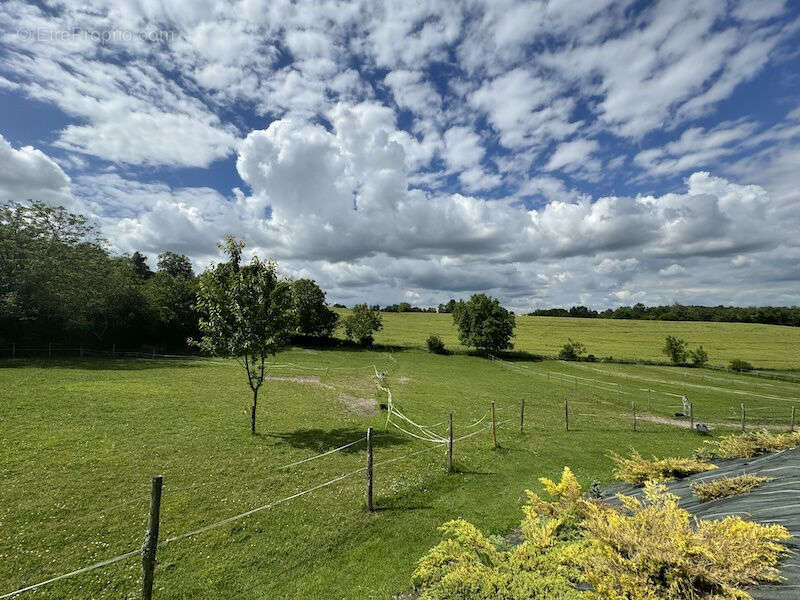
left=2, top=391, right=512, bottom=599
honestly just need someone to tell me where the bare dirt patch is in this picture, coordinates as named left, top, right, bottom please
left=637, top=414, right=785, bottom=431
left=266, top=375, right=334, bottom=389
left=339, top=394, right=378, bottom=416
left=397, top=376, right=412, bottom=383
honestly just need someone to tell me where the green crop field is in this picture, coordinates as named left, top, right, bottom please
left=3, top=342, right=800, bottom=599
left=354, top=311, right=800, bottom=370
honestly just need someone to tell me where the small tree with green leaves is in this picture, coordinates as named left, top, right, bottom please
left=193, top=236, right=293, bottom=434
left=662, top=335, right=689, bottom=365
left=342, top=303, right=383, bottom=346
left=558, top=338, right=587, bottom=361
left=689, top=345, right=709, bottom=367
left=452, top=294, right=515, bottom=355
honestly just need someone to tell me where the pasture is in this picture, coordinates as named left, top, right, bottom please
left=362, top=311, right=800, bottom=370
left=3, top=339, right=800, bottom=599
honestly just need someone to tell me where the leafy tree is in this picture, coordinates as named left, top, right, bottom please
left=130, top=251, right=154, bottom=280
left=157, top=251, right=194, bottom=278
left=342, top=303, right=383, bottom=346
left=689, top=345, right=708, bottom=367
left=143, top=271, right=199, bottom=348
left=662, top=335, right=688, bottom=364
left=426, top=334, right=446, bottom=354
left=558, top=339, right=587, bottom=361
left=193, top=236, right=294, bottom=434
left=438, top=299, right=458, bottom=313
left=290, top=278, right=339, bottom=337
left=452, top=294, right=515, bottom=355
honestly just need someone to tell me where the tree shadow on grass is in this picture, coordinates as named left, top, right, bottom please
left=289, top=335, right=409, bottom=354
left=0, top=358, right=208, bottom=371
left=267, top=427, right=410, bottom=453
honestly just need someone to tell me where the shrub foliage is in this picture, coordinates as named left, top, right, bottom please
left=610, top=450, right=717, bottom=485
left=691, top=474, right=773, bottom=502
left=706, top=429, right=800, bottom=459
left=412, top=467, right=790, bottom=600
left=426, top=334, right=446, bottom=354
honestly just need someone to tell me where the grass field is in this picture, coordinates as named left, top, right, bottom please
left=3, top=341, right=800, bottom=599
left=357, top=311, right=800, bottom=370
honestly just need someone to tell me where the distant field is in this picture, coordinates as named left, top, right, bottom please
left=3, top=348, right=799, bottom=599
left=342, top=311, right=800, bottom=370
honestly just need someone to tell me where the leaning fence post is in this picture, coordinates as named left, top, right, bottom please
left=520, top=398, right=525, bottom=433
left=142, top=475, right=163, bottom=600
left=491, top=401, right=498, bottom=449
left=448, top=412, right=454, bottom=472
left=366, top=427, right=374, bottom=512
left=689, top=403, right=694, bottom=431
left=741, top=403, right=746, bottom=432
left=564, top=397, right=569, bottom=432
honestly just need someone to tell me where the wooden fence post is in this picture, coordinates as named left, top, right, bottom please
left=142, top=475, right=163, bottom=600
left=564, top=397, right=569, bottom=432
left=448, top=413, right=454, bottom=472
left=791, top=406, right=796, bottom=433
left=689, top=403, right=694, bottom=431
left=48, top=342, right=52, bottom=359
left=491, top=401, right=498, bottom=449
left=366, top=427, right=374, bottom=512
left=79, top=346, right=83, bottom=358
left=741, top=403, right=746, bottom=432
left=112, top=343, right=116, bottom=358
left=648, top=388, right=652, bottom=411
left=632, top=401, right=637, bottom=431
left=520, top=398, right=525, bottom=434
left=11, top=342, right=15, bottom=359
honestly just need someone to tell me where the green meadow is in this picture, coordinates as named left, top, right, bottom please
left=363, top=311, right=800, bottom=370
left=3, top=323, right=799, bottom=598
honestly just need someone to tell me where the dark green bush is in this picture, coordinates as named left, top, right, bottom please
left=729, top=358, right=754, bottom=372
left=426, top=334, right=446, bottom=354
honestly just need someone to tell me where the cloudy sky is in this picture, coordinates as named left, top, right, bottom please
left=1, top=0, right=799, bottom=310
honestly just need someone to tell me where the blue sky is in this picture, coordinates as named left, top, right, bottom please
left=1, top=0, right=799, bottom=309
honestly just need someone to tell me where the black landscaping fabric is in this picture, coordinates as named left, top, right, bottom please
left=603, top=448, right=800, bottom=599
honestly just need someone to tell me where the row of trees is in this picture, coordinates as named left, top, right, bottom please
left=529, top=303, right=800, bottom=327
left=0, top=202, right=340, bottom=350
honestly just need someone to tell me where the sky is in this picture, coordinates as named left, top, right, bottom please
left=1, top=0, right=799, bottom=311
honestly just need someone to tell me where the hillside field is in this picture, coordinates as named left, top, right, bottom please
left=3, top=341, right=800, bottom=599
left=351, top=311, right=800, bottom=370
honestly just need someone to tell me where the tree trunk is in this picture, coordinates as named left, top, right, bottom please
left=251, top=389, right=258, bottom=434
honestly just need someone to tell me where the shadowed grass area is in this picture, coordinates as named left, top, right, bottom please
left=2, top=348, right=799, bottom=599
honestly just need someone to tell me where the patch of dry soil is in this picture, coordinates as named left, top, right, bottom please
left=339, top=394, right=377, bottom=415
left=266, top=375, right=334, bottom=389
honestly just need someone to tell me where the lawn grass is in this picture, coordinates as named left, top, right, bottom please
left=349, top=311, right=800, bottom=370
left=2, top=347, right=799, bottom=599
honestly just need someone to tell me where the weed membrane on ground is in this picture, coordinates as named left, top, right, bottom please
left=604, top=448, right=800, bottom=600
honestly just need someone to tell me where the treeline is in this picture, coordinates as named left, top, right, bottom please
left=529, top=303, right=800, bottom=327
left=0, top=202, right=338, bottom=349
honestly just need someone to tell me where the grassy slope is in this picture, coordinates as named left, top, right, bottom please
left=3, top=347, right=799, bottom=599
left=356, top=311, right=800, bottom=370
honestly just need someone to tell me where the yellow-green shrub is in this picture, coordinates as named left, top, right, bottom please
left=412, top=468, right=588, bottom=599
left=691, top=474, right=773, bottom=502
left=412, top=468, right=791, bottom=600
left=611, top=450, right=716, bottom=485
left=411, top=518, right=586, bottom=600
left=708, top=429, right=800, bottom=459
left=581, top=481, right=790, bottom=599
